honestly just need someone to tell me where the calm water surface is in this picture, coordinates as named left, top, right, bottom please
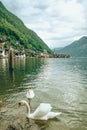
left=0, top=57, right=87, bottom=130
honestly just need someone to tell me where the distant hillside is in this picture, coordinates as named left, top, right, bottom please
left=0, top=1, right=52, bottom=53
left=52, top=47, right=63, bottom=53
left=57, top=36, right=87, bottom=57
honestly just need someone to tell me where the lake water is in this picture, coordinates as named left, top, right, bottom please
left=0, top=57, right=87, bottom=130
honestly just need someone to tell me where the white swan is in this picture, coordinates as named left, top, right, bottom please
left=18, top=100, right=61, bottom=120
left=26, top=87, right=35, bottom=105
left=26, top=87, right=35, bottom=99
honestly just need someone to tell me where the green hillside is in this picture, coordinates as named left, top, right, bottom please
left=0, top=1, right=52, bottom=53
left=57, top=36, right=87, bottom=57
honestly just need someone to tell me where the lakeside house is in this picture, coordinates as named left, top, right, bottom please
left=14, top=50, right=26, bottom=58
left=0, top=43, right=8, bottom=58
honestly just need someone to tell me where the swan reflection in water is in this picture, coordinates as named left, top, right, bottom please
left=18, top=100, right=61, bottom=120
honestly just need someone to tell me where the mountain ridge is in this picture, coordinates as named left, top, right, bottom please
left=56, top=36, right=87, bottom=57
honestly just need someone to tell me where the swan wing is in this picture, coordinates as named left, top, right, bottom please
left=46, top=112, right=62, bottom=119
left=32, top=103, right=52, bottom=118
left=30, top=112, right=62, bottom=120
left=26, top=91, right=29, bottom=98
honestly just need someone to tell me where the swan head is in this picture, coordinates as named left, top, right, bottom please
left=18, top=100, right=24, bottom=107
left=18, top=100, right=30, bottom=114
left=18, top=100, right=28, bottom=107
left=28, top=86, right=32, bottom=90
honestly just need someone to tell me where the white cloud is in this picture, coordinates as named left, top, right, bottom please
left=1, top=0, right=87, bottom=49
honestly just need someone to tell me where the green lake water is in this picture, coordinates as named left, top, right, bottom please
left=0, top=57, right=87, bottom=130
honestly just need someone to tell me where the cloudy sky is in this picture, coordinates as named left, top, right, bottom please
left=1, top=0, right=87, bottom=49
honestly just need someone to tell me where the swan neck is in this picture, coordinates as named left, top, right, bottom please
left=24, top=101, right=30, bottom=114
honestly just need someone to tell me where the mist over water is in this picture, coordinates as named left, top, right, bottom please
left=0, top=57, right=87, bottom=130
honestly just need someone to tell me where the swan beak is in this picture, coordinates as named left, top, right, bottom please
left=18, top=102, right=21, bottom=108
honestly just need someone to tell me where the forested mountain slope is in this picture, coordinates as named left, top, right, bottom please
left=0, top=1, right=52, bottom=53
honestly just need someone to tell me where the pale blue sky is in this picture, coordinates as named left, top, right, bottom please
left=1, top=0, right=87, bottom=49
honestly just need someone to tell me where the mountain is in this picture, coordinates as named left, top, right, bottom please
left=52, top=47, right=63, bottom=52
left=0, top=1, right=52, bottom=53
left=57, top=36, right=87, bottom=57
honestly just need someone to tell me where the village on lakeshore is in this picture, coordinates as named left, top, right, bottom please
left=0, top=38, right=70, bottom=59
